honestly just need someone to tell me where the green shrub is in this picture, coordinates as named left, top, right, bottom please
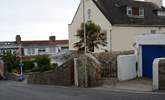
left=34, top=55, right=51, bottom=72
left=51, top=63, right=58, bottom=69
left=1, top=52, right=19, bottom=73
left=22, top=60, right=35, bottom=72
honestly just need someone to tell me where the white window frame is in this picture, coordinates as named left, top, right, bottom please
left=139, top=8, right=144, bottom=17
left=127, top=7, right=132, bottom=16
left=31, top=48, right=35, bottom=55
left=27, top=48, right=35, bottom=55
left=27, top=48, right=31, bottom=55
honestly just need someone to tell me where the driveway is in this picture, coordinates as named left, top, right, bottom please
left=0, top=81, right=165, bottom=100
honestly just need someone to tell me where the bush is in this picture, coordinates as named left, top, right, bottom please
left=34, top=55, right=51, bottom=72
left=22, top=60, right=35, bottom=72
left=1, top=52, right=19, bottom=73
left=51, top=63, right=58, bottom=69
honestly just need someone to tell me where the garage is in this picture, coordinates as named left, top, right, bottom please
left=137, top=34, right=165, bottom=90
left=142, top=45, right=165, bottom=79
left=136, top=34, right=165, bottom=78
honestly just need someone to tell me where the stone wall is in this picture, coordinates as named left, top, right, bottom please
left=27, top=51, right=134, bottom=87
left=6, top=73, right=19, bottom=81
left=75, top=54, right=102, bottom=87
left=158, top=59, right=165, bottom=90
left=27, top=59, right=74, bottom=86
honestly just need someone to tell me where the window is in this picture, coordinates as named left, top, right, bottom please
left=27, top=48, right=35, bottom=55
left=132, top=7, right=139, bottom=16
left=127, top=7, right=144, bottom=17
left=139, top=8, right=144, bottom=16
left=27, top=49, right=31, bottom=55
left=87, top=9, right=91, bottom=20
left=49, top=47, right=56, bottom=53
left=31, top=48, right=35, bottom=54
left=38, top=48, right=45, bottom=53
left=127, top=7, right=132, bottom=16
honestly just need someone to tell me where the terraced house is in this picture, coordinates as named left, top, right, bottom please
left=69, top=0, right=165, bottom=52
left=0, top=35, right=68, bottom=56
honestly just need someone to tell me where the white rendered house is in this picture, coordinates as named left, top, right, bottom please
left=68, top=0, right=165, bottom=52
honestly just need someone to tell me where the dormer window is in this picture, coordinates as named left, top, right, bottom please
left=127, top=7, right=144, bottom=17
left=127, top=7, right=132, bottom=16
left=157, top=11, right=165, bottom=16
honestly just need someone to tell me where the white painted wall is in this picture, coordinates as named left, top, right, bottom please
left=68, top=0, right=112, bottom=52
left=136, top=34, right=165, bottom=45
left=111, top=26, right=165, bottom=51
left=117, top=54, right=137, bottom=81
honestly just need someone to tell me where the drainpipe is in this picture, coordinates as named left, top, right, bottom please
left=110, top=29, right=112, bottom=52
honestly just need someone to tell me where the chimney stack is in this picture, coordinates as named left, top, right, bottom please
left=16, top=35, right=21, bottom=45
left=144, top=0, right=163, bottom=8
left=49, top=36, right=56, bottom=42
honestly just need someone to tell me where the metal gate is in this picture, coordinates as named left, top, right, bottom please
left=100, top=60, right=117, bottom=78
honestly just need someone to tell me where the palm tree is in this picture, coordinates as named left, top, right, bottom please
left=74, top=21, right=107, bottom=52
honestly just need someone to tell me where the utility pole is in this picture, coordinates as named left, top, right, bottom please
left=82, top=0, right=88, bottom=87
left=20, top=44, right=23, bottom=76
left=17, top=44, right=24, bottom=81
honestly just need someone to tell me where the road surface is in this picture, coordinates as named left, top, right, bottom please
left=0, top=81, right=165, bottom=100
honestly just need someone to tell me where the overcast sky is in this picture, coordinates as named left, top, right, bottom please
left=0, top=0, right=80, bottom=41
left=0, top=0, right=164, bottom=41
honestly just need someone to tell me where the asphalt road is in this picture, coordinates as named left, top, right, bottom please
left=0, top=81, right=165, bottom=100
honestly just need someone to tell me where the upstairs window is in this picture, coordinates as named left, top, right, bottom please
left=27, top=48, right=35, bottom=55
left=127, top=7, right=144, bottom=17
left=38, top=48, right=45, bottom=53
left=87, top=9, right=91, bottom=20
left=139, top=8, right=144, bottom=16
left=127, top=7, right=132, bottom=16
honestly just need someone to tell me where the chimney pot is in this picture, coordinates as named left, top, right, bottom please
left=49, top=36, right=56, bottom=42
left=16, top=35, right=21, bottom=44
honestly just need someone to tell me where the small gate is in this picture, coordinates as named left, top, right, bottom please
left=159, top=60, right=165, bottom=90
left=100, top=60, right=117, bottom=78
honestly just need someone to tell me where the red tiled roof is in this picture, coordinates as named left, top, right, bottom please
left=22, top=40, right=68, bottom=46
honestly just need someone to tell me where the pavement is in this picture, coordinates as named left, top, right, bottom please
left=0, top=80, right=165, bottom=100
left=94, top=78, right=154, bottom=93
